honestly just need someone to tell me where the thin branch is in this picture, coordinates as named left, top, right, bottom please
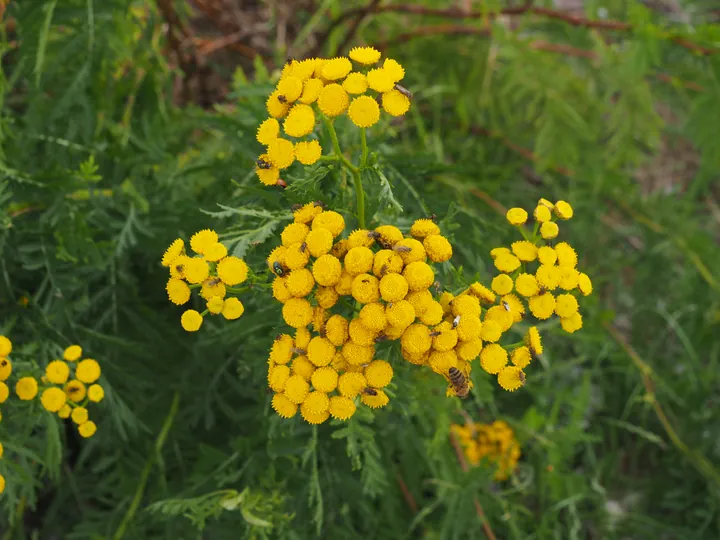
left=396, top=471, right=419, bottom=513
left=334, top=0, right=383, bottom=58
left=377, top=24, right=490, bottom=50
left=318, top=3, right=715, bottom=56
left=449, top=432, right=497, bottom=540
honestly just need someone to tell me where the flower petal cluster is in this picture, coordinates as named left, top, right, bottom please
left=452, top=420, right=521, bottom=481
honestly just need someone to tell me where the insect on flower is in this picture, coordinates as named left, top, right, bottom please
left=452, top=315, right=461, bottom=328
left=361, top=387, right=378, bottom=396
left=276, top=179, right=287, bottom=189
left=256, top=158, right=272, bottom=170
left=448, top=366, right=470, bottom=399
left=502, top=301, right=511, bottom=312
left=394, top=83, right=413, bottom=100
left=272, top=261, right=286, bottom=277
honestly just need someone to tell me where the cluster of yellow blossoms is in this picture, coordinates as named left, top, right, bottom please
left=266, top=203, right=454, bottom=423
left=0, top=337, right=104, bottom=493
left=452, top=420, right=521, bottom=481
left=162, top=229, right=250, bottom=331
left=255, top=47, right=411, bottom=186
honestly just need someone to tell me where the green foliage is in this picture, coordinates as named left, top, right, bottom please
left=1, top=0, right=719, bottom=539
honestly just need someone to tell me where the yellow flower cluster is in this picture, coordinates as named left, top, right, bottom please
left=267, top=203, right=453, bottom=423
left=255, top=47, right=410, bottom=186
left=39, top=344, right=103, bottom=438
left=161, top=229, right=249, bottom=331
left=452, top=420, right=521, bottom=481
left=0, top=335, right=11, bottom=493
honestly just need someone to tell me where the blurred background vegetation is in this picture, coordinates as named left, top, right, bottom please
left=0, top=0, right=719, bottom=538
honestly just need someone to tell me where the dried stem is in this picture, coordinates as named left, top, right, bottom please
left=449, top=432, right=497, bottom=540
left=395, top=472, right=419, bottom=513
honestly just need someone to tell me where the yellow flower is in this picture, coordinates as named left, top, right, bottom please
left=485, top=305, right=513, bottom=333
left=537, top=245, right=557, bottom=266
left=301, top=404, right=330, bottom=425
left=451, top=295, right=481, bottom=318
left=204, top=243, right=228, bottom=263
left=0, top=358, right=11, bottom=381
left=284, top=242, right=311, bottom=270
left=351, top=274, right=380, bottom=304
left=359, top=303, right=388, bottom=332
left=284, top=374, right=310, bottom=404
left=325, top=315, right=349, bottom=347
left=348, top=95, right=380, bottom=128
left=498, top=366, right=525, bottom=392
left=394, top=238, right=426, bottom=264
left=76, top=359, right=101, bottom=383
left=282, top=222, right=308, bottom=247
left=428, top=350, right=457, bottom=374
left=0, top=474, right=4, bottom=493
left=183, top=258, right=210, bottom=284
left=16, top=377, right=38, bottom=400
left=410, top=218, right=440, bottom=239
left=373, top=250, right=403, bottom=277
left=468, top=283, right=496, bottom=304
left=345, top=246, right=374, bottom=275
left=402, top=348, right=429, bottom=365
left=342, top=341, right=374, bottom=366
left=181, top=309, right=203, bottom=332
left=348, top=318, right=377, bottom=346
left=222, top=298, right=245, bottom=320
left=41, top=387, right=66, bottom=412
left=321, top=57, right=352, bottom=80
left=267, top=138, right=295, bottom=169
left=506, top=208, right=528, bottom=226
left=456, top=315, right=482, bottom=341
left=540, top=221, right=559, bottom=239
left=78, top=421, right=97, bottom=438
left=403, top=261, right=434, bottom=292
left=381, top=89, right=410, bottom=116
left=480, top=344, right=508, bottom=374
left=299, top=78, right=324, bottom=104
left=276, top=76, right=303, bottom=102
left=534, top=205, right=552, bottom=222
left=317, top=286, right=338, bottom=308
left=64, top=345, right=82, bottom=362
left=510, top=346, right=531, bottom=368
left=457, top=338, right=483, bottom=362
left=311, top=366, right=339, bottom=393
left=295, top=140, right=322, bottom=165
left=405, top=290, right=433, bottom=316
left=379, top=273, right=409, bottom=302
left=88, top=384, right=104, bottom=402
left=337, top=372, right=367, bottom=398
left=71, top=406, right=89, bottom=425
left=361, top=389, right=389, bottom=409
left=535, top=265, right=560, bottom=291
left=329, top=396, right=356, bottom=420
left=283, top=104, right=316, bottom=137
left=383, top=58, right=405, bottom=81
left=400, top=324, right=432, bottom=354
left=419, top=302, right=443, bottom=326
left=190, top=229, right=217, bottom=255
left=375, top=225, right=404, bottom=247
left=303, top=391, right=330, bottom=416
left=349, top=46, right=381, bottom=65
left=526, top=327, right=543, bottom=356
left=432, top=322, right=458, bottom=352
left=386, top=300, right=415, bottom=329
left=286, top=268, right=315, bottom=298
left=272, top=393, right=298, bottom=418
left=343, top=72, right=368, bottom=94
left=557, top=266, right=579, bottom=291
left=555, top=242, right=578, bottom=268
left=554, top=293, right=579, bottom=318
left=58, top=404, right=72, bottom=418
left=529, top=292, right=555, bottom=320
left=367, top=68, right=394, bottom=92
left=266, top=90, right=290, bottom=118
left=491, top=274, right=514, bottom=295
left=256, top=118, right=279, bottom=145
left=162, top=239, right=185, bottom=267
left=311, top=254, right=341, bottom=287
left=288, top=59, right=316, bottom=81
left=578, top=272, right=593, bottom=296
left=291, top=356, right=315, bottom=381
left=256, top=153, right=280, bottom=186
left=305, top=228, right=334, bottom=257
left=269, top=364, right=291, bottom=392
left=480, top=320, right=502, bottom=342
left=317, top=83, right=349, bottom=117
left=554, top=200, right=573, bottom=219
left=515, top=273, right=539, bottom=297
left=424, top=235, right=453, bottom=262
left=511, top=241, right=538, bottom=262
left=65, top=380, right=86, bottom=402
left=217, top=256, right=248, bottom=286
left=312, top=210, right=345, bottom=237
left=306, top=337, right=335, bottom=367
left=501, top=293, right=526, bottom=322
left=560, top=312, right=583, bottom=333
left=200, top=278, right=226, bottom=301
left=348, top=229, right=375, bottom=249
left=494, top=253, right=521, bottom=273
left=334, top=272, right=353, bottom=296
left=166, top=278, right=191, bottom=305
left=364, top=360, right=393, bottom=388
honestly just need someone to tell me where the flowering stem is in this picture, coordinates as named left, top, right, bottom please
left=323, top=117, right=357, bottom=173
left=360, top=128, right=368, bottom=168
left=352, top=169, right=366, bottom=229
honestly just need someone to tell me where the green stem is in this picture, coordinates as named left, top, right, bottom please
left=360, top=128, right=368, bottom=168
left=113, top=392, right=180, bottom=540
left=352, top=169, right=366, bottom=229
left=323, top=116, right=365, bottom=228
left=323, top=117, right=357, bottom=173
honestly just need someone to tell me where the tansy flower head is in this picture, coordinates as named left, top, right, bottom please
left=383, top=58, right=405, bottom=82
left=166, top=278, right=191, bottom=305
left=317, top=84, right=349, bottom=117
left=183, top=258, right=210, bottom=284
left=0, top=382, right=8, bottom=403
left=534, top=205, right=552, bottom=222
left=276, top=76, right=303, bottom=102
left=560, top=312, right=583, bottom=333
left=267, top=138, right=296, bottom=169
left=203, top=243, right=227, bottom=262
left=312, top=210, right=345, bottom=237
left=64, top=345, right=82, bottom=362
left=329, top=396, right=356, bottom=420
left=424, top=235, right=452, bottom=262
left=190, top=229, right=218, bottom=255
left=321, top=57, right=352, bottom=80
left=554, top=200, right=574, bottom=220
left=222, top=298, right=245, bottom=320
left=267, top=90, right=291, bottom=118
left=364, top=360, right=393, bottom=388
left=526, top=327, right=543, bottom=356
left=541, top=221, right=559, bottom=239
left=555, top=242, right=578, bottom=268
left=361, top=389, right=389, bottom=409
left=256, top=118, right=279, bottom=145
left=498, top=366, right=525, bottom=392
left=71, top=407, right=89, bottom=425
left=272, top=393, right=298, bottom=418
left=578, top=272, right=593, bottom=296
left=348, top=96, right=380, bottom=128
left=349, top=46, right=381, bottom=65
left=217, top=256, right=248, bottom=286
left=381, top=89, right=410, bottom=116
left=65, top=380, right=86, bottom=402
left=511, top=241, right=538, bottom=262
left=295, top=140, right=322, bottom=165
left=529, top=292, right=556, bottom=320
left=359, top=302, right=388, bottom=332
left=506, top=208, right=528, bottom=226
left=256, top=153, right=280, bottom=186
left=162, top=239, right=185, bottom=266
left=311, top=366, right=339, bottom=393
left=76, top=359, right=101, bottom=383
left=88, top=384, right=104, bottom=402
left=0, top=337, right=10, bottom=358
left=15, top=377, right=38, bottom=400
left=300, top=78, right=324, bottom=104
left=491, top=274, right=514, bottom=296
left=367, top=68, right=395, bottom=92
left=0, top=357, right=11, bottom=381
left=181, top=309, right=203, bottom=332
left=283, top=104, right=316, bottom=137
left=480, top=344, right=508, bottom=374
left=78, top=421, right=97, bottom=438
left=343, top=72, right=368, bottom=94
left=511, top=346, right=532, bottom=369
left=41, top=387, right=66, bottom=412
